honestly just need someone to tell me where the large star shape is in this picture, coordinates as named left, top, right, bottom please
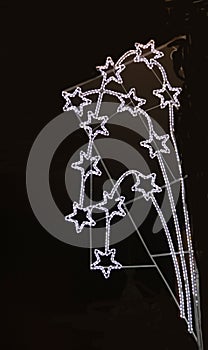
left=71, top=151, right=102, bottom=180
left=91, top=248, right=122, bottom=279
left=96, top=56, right=125, bottom=85
left=117, top=88, right=146, bottom=116
left=95, top=191, right=126, bottom=222
left=82, top=111, right=109, bottom=140
left=153, top=81, right=182, bottom=109
left=134, top=39, right=164, bottom=69
left=62, top=87, right=92, bottom=116
left=140, top=128, right=170, bottom=159
left=131, top=173, right=162, bottom=201
left=65, top=202, right=96, bottom=233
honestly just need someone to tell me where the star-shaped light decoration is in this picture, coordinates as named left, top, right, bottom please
left=134, top=39, right=164, bottom=69
left=140, top=127, right=170, bottom=159
left=90, top=248, right=122, bottom=279
left=131, top=173, right=162, bottom=201
left=71, top=151, right=102, bottom=180
left=81, top=111, right=109, bottom=140
left=62, top=87, right=92, bottom=116
left=153, top=81, right=182, bottom=109
left=117, top=88, right=146, bottom=116
left=95, top=191, right=126, bottom=221
left=96, top=56, right=125, bottom=85
left=65, top=201, right=96, bottom=233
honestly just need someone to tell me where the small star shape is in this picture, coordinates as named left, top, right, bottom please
left=65, top=202, right=96, bottom=233
left=131, top=173, right=162, bottom=201
left=117, top=88, right=146, bottom=116
left=134, top=39, right=164, bottom=69
left=62, top=87, right=92, bottom=116
left=91, top=248, right=122, bottom=279
left=153, top=81, right=182, bottom=109
left=140, top=128, right=170, bottom=159
left=71, top=151, right=102, bottom=180
left=96, top=56, right=125, bottom=85
left=82, top=111, right=109, bottom=140
left=95, top=191, right=126, bottom=221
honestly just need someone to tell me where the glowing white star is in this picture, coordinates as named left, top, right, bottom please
left=71, top=151, right=102, bottom=180
left=91, top=248, right=122, bottom=279
left=95, top=191, right=126, bottom=221
left=65, top=202, right=96, bottom=233
left=82, top=111, right=109, bottom=139
left=140, top=128, right=170, bottom=159
left=96, top=56, right=125, bottom=85
left=62, top=87, right=92, bottom=116
left=153, top=81, right=182, bottom=109
left=117, top=88, right=146, bottom=116
left=134, top=39, right=164, bottom=69
left=131, top=173, right=162, bottom=201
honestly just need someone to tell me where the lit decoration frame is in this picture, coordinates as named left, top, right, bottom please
left=62, top=39, right=203, bottom=347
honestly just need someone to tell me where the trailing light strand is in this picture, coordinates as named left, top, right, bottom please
left=132, top=173, right=185, bottom=318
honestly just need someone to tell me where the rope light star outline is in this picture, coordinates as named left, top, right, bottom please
left=61, top=39, right=201, bottom=343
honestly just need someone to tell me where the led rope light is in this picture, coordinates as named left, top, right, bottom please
left=62, top=39, right=199, bottom=336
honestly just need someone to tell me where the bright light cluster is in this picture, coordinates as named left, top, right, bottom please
left=62, top=39, right=198, bottom=335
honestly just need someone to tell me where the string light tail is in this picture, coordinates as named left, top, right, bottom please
left=157, top=153, right=193, bottom=333
left=169, top=104, right=198, bottom=301
left=79, top=174, right=86, bottom=208
left=116, top=49, right=136, bottom=66
left=94, top=88, right=105, bottom=118
left=151, top=194, right=185, bottom=319
left=193, top=263, right=204, bottom=350
left=86, top=136, right=94, bottom=158
left=105, top=214, right=111, bottom=253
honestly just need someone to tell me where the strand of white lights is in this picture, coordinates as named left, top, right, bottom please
left=157, top=132, right=193, bottom=333
left=152, top=57, right=195, bottom=277
left=149, top=58, right=196, bottom=332
left=117, top=173, right=195, bottom=340
left=90, top=160, right=93, bottom=266
left=168, top=105, right=198, bottom=302
left=146, top=62, right=198, bottom=303
left=159, top=154, right=191, bottom=325
left=139, top=108, right=192, bottom=332
left=116, top=49, right=137, bottom=66
left=131, top=172, right=185, bottom=318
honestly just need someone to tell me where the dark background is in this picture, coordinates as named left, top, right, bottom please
left=3, top=1, right=208, bottom=349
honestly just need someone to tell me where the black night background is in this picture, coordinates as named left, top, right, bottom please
left=3, top=1, right=208, bottom=349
